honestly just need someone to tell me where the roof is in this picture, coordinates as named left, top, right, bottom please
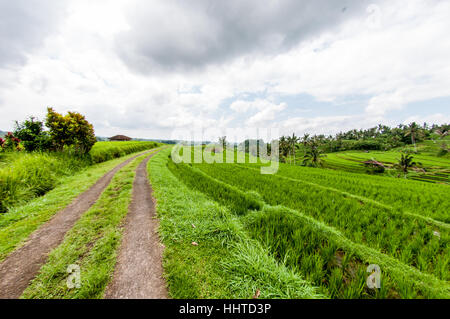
left=109, top=135, right=132, bottom=141
left=363, top=160, right=385, bottom=167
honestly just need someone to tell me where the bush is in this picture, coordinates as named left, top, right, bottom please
left=363, top=160, right=385, bottom=174
left=1, top=132, right=21, bottom=152
left=14, top=117, right=52, bottom=152
left=46, top=107, right=96, bottom=154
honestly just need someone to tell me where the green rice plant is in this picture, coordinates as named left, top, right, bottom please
left=243, top=206, right=450, bottom=299
left=239, top=160, right=449, bottom=223
left=193, top=163, right=449, bottom=280
left=167, top=161, right=263, bottom=215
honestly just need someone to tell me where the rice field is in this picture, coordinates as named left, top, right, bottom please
left=156, top=146, right=450, bottom=299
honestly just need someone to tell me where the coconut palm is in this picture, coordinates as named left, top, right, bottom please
left=302, top=138, right=325, bottom=167
left=404, top=122, right=422, bottom=151
left=435, top=127, right=449, bottom=154
left=395, top=153, right=416, bottom=176
left=279, top=136, right=290, bottom=163
left=287, top=133, right=299, bottom=165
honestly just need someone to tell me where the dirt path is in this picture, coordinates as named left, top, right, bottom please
left=0, top=150, right=156, bottom=299
left=104, top=152, right=168, bottom=299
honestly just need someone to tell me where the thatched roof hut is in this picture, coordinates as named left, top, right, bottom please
left=109, top=135, right=132, bottom=141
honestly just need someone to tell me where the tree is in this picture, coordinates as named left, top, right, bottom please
left=435, top=127, right=449, bottom=156
left=395, top=153, right=416, bottom=175
left=46, top=107, right=96, bottom=154
left=404, top=122, right=423, bottom=151
left=14, top=117, right=52, bottom=152
left=287, top=133, right=299, bottom=165
left=278, top=136, right=290, bottom=162
left=218, top=136, right=227, bottom=149
left=302, top=138, right=325, bottom=167
left=66, top=111, right=97, bottom=154
left=302, top=133, right=310, bottom=146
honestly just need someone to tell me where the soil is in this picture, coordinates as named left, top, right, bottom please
left=104, top=152, right=168, bottom=299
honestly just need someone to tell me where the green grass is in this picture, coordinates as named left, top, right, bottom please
left=157, top=149, right=449, bottom=298
left=239, top=160, right=450, bottom=224
left=244, top=207, right=449, bottom=298
left=0, top=148, right=160, bottom=263
left=322, top=149, right=450, bottom=184
left=21, top=152, right=155, bottom=299
left=148, top=148, right=322, bottom=299
left=0, top=141, right=160, bottom=214
left=89, top=141, right=160, bottom=163
left=194, top=163, right=449, bottom=280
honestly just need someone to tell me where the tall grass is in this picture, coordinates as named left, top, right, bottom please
left=89, top=141, right=159, bottom=163
left=0, top=141, right=160, bottom=213
left=0, top=152, right=89, bottom=213
left=195, top=163, right=449, bottom=280
left=244, top=207, right=449, bottom=299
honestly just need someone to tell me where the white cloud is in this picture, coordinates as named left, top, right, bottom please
left=0, top=0, right=449, bottom=139
left=246, top=102, right=287, bottom=126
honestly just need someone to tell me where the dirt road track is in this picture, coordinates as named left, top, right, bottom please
left=104, top=152, right=168, bottom=299
left=0, top=150, right=156, bottom=299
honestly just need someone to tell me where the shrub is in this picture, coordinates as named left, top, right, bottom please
left=14, top=117, right=52, bottom=152
left=2, top=132, right=21, bottom=151
left=363, top=160, right=385, bottom=174
left=46, top=107, right=96, bottom=155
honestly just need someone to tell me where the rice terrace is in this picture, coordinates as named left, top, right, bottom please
left=0, top=0, right=449, bottom=309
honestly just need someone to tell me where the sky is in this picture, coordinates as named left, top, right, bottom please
left=0, top=0, right=449, bottom=141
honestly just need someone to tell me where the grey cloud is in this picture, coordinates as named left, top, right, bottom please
left=116, top=0, right=374, bottom=73
left=0, top=0, right=68, bottom=68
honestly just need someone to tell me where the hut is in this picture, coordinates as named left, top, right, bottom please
left=109, top=135, right=132, bottom=142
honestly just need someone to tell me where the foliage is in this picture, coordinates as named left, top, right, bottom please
left=1, top=132, right=21, bottom=152
left=244, top=207, right=447, bottom=298
left=194, top=163, right=449, bottom=280
left=45, top=107, right=96, bottom=154
left=363, top=159, right=385, bottom=174
left=396, top=153, right=416, bottom=174
left=303, top=138, right=325, bottom=167
left=14, top=117, right=52, bottom=152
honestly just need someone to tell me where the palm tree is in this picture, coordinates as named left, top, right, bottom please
left=287, top=133, right=299, bottom=165
left=302, top=138, right=325, bottom=167
left=218, top=136, right=227, bottom=149
left=404, top=122, right=422, bottom=151
left=279, top=136, right=290, bottom=163
left=435, top=127, right=449, bottom=153
left=396, top=153, right=416, bottom=176
left=302, top=133, right=310, bottom=146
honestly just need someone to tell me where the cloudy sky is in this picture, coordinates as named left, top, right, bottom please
left=0, top=0, right=449, bottom=141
